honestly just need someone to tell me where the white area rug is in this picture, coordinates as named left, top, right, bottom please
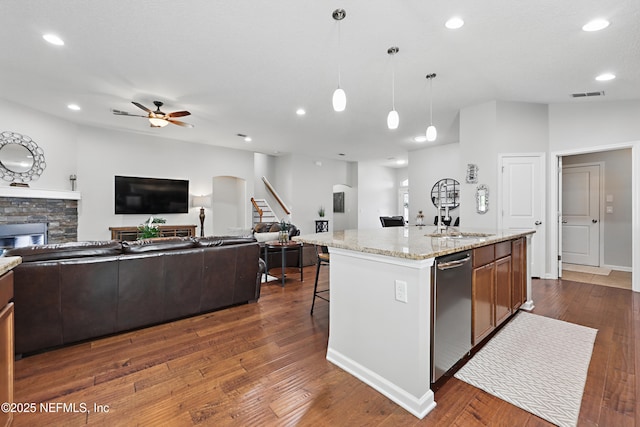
left=562, top=263, right=611, bottom=276
left=454, top=312, right=597, bottom=427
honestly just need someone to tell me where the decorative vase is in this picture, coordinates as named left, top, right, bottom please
left=278, top=230, right=289, bottom=243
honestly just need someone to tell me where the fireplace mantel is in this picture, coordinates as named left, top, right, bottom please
left=0, top=187, right=81, bottom=200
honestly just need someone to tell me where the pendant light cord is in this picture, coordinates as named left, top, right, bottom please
left=429, top=77, right=433, bottom=125
left=391, top=56, right=396, bottom=110
left=337, top=21, right=342, bottom=87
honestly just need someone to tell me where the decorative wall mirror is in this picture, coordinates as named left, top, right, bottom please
left=476, top=184, right=489, bottom=214
left=0, top=131, right=46, bottom=186
left=431, top=178, right=460, bottom=209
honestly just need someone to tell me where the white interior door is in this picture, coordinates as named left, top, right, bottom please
left=500, top=154, right=545, bottom=278
left=561, top=164, right=600, bottom=266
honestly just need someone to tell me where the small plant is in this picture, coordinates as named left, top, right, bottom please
left=318, top=206, right=325, bottom=217
left=137, top=216, right=166, bottom=239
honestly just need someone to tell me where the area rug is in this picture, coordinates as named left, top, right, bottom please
left=454, top=312, right=597, bottom=427
left=562, top=263, right=611, bottom=276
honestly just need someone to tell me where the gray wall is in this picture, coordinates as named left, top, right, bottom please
left=563, top=149, right=632, bottom=269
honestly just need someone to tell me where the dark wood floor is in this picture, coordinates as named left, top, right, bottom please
left=11, top=266, right=639, bottom=426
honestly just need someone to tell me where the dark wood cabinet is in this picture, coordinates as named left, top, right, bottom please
left=511, top=237, right=526, bottom=311
left=109, top=225, right=197, bottom=241
left=495, top=255, right=512, bottom=327
left=472, top=240, right=513, bottom=345
left=0, top=271, right=14, bottom=427
left=472, top=262, right=494, bottom=345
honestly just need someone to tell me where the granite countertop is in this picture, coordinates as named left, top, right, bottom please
left=0, top=256, right=22, bottom=275
left=294, top=226, right=535, bottom=260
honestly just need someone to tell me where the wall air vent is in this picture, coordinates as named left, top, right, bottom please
left=571, top=91, right=605, bottom=98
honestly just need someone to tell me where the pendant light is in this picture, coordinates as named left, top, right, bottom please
left=426, top=73, right=437, bottom=141
left=387, top=47, right=399, bottom=130
left=332, top=9, right=347, bottom=112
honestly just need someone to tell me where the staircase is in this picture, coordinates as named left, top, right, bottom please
left=251, top=198, right=278, bottom=225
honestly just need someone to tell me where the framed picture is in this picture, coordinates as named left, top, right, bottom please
left=333, top=191, right=345, bottom=213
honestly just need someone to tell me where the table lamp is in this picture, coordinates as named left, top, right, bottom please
left=192, top=195, right=211, bottom=237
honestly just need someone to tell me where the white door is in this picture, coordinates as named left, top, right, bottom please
left=500, top=155, right=545, bottom=278
left=561, top=164, right=600, bottom=266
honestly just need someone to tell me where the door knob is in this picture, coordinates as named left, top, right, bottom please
left=592, top=219, right=598, bottom=223
left=534, top=221, right=542, bottom=225
left=562, top=220, right=568, bottom=224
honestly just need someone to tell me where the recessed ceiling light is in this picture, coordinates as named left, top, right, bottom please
left=43, top=34, right=65, bottom=46
left=414, top=135, right=427, bottom=143
left=445, top=17, right=464, bottom=30
left=296, top=108, right=306, bottom=116
left=67, top=104, right=81, bottom=111
left=582, top=19, right=609, bottom=32
left=595, top=73, right=616, bottom=81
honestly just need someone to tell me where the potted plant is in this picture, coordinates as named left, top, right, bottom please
left=318, top=206, right=325, bottom=218
left=137, top=216, right=166, bottom=239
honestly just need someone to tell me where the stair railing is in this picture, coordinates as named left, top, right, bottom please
left=262, top=176, right=291, bottom=215
left=250, top=197, right=263, bottom=222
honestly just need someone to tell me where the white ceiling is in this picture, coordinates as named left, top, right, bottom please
left=1, top=1, right=639, bottom=167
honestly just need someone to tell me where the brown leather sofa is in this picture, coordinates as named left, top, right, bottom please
left=4, top=236, right=263, bottom=355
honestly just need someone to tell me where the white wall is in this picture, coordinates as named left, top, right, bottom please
left=407, top=143, right=461, bottom=227
left=0, top=99, right=78, bottom=191
left=549, top=101, right=640, bottom=151
left=262, top=153, right=353, bottom=236
left=357, top=161, right=398, bottom=229
left=76, top=126, right=256, bottom=240
left=459, top=101, right=548, bottom=229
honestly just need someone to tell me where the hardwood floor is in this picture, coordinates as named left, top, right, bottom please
left=10, top=267, right=639, bottom=426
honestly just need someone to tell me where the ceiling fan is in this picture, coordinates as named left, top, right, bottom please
left=112, top=101, right=194, bottom=128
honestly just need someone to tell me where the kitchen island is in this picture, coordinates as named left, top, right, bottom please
left=294, top=226, right=535, bottom=419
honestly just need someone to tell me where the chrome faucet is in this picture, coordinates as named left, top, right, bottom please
left=437, top=181, right=449, bottom=233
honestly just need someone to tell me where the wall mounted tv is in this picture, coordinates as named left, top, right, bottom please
left=115, top=175, right=189, bottom=214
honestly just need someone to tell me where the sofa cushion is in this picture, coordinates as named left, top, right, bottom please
left=121, top=237, right=196, bottom=254
left=254, top=231, right=280, bottom=243
left=5, top=240, right=123, bottom=262
left=253, top=222, right=275, bottom=233
left=195, top=236, right=257, bottom=247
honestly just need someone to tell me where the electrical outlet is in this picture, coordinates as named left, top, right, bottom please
left=395, top=280, right=408, bottom=303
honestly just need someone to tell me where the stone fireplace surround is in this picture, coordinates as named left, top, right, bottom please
left=0, top=188, right=80, bottom=249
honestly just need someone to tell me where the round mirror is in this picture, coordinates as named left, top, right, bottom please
left=0, top=144, right=34, bottom=173
left=431, top=178, right=460, bottom=209
left=0, top=131, right=46, bottom=184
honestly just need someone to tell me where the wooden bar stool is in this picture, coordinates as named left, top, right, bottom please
left=311, top=245, right=330, bottom=314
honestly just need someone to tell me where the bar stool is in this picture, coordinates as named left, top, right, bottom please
left=311, top=245, right=330, bottom=314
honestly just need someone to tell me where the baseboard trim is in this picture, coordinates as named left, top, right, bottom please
left=326, top=347, right=437, bottom=419
left=603, top=264, right=632, bottom=272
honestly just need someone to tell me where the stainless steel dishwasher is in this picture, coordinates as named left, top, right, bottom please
left=431, top=250, right=472, bottom=383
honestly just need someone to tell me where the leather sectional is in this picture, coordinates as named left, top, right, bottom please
left=4, top=236, right=263, bottom=355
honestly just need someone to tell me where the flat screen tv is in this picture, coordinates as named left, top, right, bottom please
left=115, top=175, right=189, bottom=214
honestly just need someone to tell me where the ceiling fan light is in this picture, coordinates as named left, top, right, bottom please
left=426, top=125, right=437, bottom=142
left=149, top=117, right=169, bottom=127
left=387, top=110, right=399, bottom=130
left=333, top=87, right=346, bottom=112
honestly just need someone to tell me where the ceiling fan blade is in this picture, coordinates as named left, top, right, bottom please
left=168, top=119, right=194, bottom=128
left=132, top=101, right=152, bottom=113
left=166, top=110, right=191, bottom=118
left=111, top=109, right=147, bottom=117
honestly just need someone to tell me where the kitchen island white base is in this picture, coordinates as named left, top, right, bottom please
left=326, top=248, right=436, bottom=419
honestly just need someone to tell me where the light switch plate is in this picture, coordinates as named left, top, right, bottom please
left=606, top=206, right=614, bottom=214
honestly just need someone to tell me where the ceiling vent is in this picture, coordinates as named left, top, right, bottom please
left=571, top=91, right=605, bottom=98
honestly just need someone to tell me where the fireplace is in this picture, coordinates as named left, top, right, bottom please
left=0, top=223, right=48, bottom=255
